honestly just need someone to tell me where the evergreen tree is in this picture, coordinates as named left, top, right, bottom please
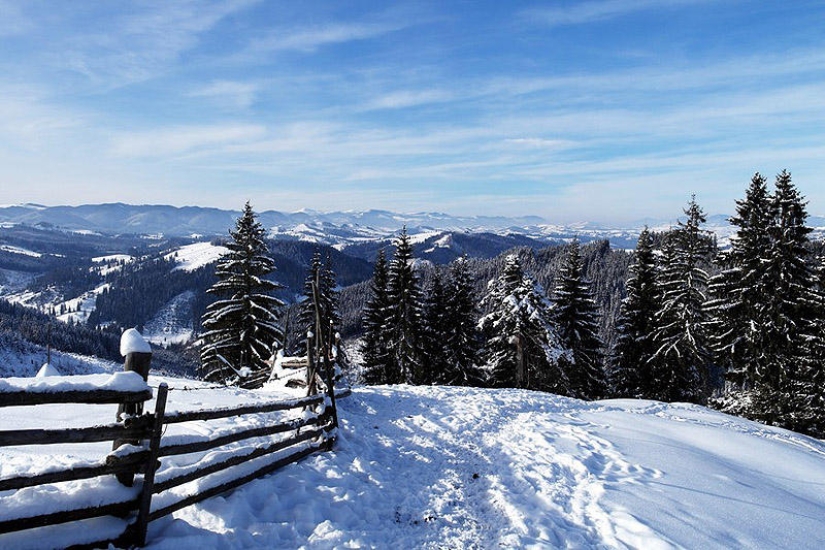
left=553, top=239, right=606, bottom=399
left=649, top=197, right=714, bottom=403
left=610, top=227, right=659, bottom=397
left=421, top=270, right=450, bottom=385
left=442, top=256, right=482, bottom=386
left=360, top=249, right=393, bottom=384
left=479, top=254, right=568, bottom=392
left=707, top=173, right=775, bottom=391
left=750, top=171, right=822, bottom=432
left=200, top=202, right=284, bottom=387
left=298, top=251, right=340, bottom=353
left=385, top=227, right=426, bottom=384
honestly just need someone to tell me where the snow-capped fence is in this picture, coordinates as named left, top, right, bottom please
left=0, top=372, right=156, bottom=547
left=0, top=359, right=349, bottom=548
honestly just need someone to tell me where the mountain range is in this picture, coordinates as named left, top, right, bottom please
left=6, top=202, right=822, bottom=249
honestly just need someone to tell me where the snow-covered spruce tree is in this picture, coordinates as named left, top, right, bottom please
left=421, top=270, right=450, bottom=385
left=553, top=239, right=607, bottom=400
left=749, top=171, right=823, bottom=433
left=707, top=173, right=775, bottom=394
left=648, top=197, right=715, bottom=403
left=360, top=249, right=394, bottom=385
left=610, top=227, right=659, bottom=398
left=442, top=256, right=482, bottom=386
left=297, top=251, right=340, bottom=353
left=478, top=254, right=568, bottom=393
left=385, top=227, right=426, bottom=384
left=200, top=202, right=284, bottom=388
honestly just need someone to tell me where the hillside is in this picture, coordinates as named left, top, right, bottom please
left=3, top=380, right=824, bottom=549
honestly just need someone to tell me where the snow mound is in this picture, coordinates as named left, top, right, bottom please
left=120, top=328, right=152, bottom=356
left=36, top=363, right=60, bottom=377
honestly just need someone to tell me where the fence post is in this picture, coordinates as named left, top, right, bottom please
left=114, top=329, right=153, bottom=486
left=132, top=382, right=168, bottom=547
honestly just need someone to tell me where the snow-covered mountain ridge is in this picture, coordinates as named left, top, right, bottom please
left=5, top=202, right=822, bottom=248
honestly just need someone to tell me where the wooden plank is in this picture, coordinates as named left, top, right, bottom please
left=162, top=393, right=325, bottom=424
left=0, top=421, right=152, bottom=447
left=0, top=389, right=152, bottom=408
left=158, top=414, right=324, bottom=458
left=0, top=452, right=148, bottom=492
left=0, top=499, right=136, bottom=535
left=153, top=425, right=329, bottom=494
left=149, top=443, right=323, bottom=522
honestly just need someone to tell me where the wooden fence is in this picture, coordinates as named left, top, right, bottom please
left=0, top=371, right=349, bottom=549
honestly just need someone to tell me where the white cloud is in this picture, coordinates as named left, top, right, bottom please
left=57, top=0, right=259, bottom=88
left=520, top=0, right=711, bottom=28
left=249, top=21, right=407, bottom=54
left=110, top=124, right=267, bottom=158
left=362, top=89, right=456, bottom=110
left=189, top=80, right=261, bottom=109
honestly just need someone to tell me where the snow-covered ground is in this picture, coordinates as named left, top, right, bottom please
left=0, top=244, right=42, bottom=258
left=165, top=242, right=228, bottom=272
left=2, top=381, right=825, bottom=549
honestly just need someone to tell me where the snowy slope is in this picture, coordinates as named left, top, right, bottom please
left=3, top=382, right=825, bottom=549
left=143, top=290, right=195, bottom=345
left=165, top=242, right=229, bottom=272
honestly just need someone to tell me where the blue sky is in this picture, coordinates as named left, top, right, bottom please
left=1, top=0, right=824, bottom=223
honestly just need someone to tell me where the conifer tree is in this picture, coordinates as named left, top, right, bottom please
left=385, top=227, right=426, bottom=384
left=750, top=171, right=822, bottom=431
left=200, top=202, right=284, bottom=387
left=442, top=256, right=482, bottom=386
left=553, top=239, right=606, bottom=399
left=479, top=254, right=568, bottom=392
left=298, top=251, right=340, bottom=353
left=610, top=227, right=659, bottom=397
left=649, top=197, right=714, bottom=403
left=421, top=270, right=450, bottom=385
left=360, top=249, right=393, bottom=384
left=707, top=173, right=774, bottom=390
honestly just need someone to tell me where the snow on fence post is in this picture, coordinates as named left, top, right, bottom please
left=114, top=328, right=153, bottom=486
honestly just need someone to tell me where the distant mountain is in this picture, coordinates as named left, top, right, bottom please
left=8, top=202, right=823, bottom=249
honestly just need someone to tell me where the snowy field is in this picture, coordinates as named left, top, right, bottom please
left=2, top=381, right=825, bottom=548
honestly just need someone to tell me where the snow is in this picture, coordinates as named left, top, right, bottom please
left=143, top=291, right=195, bottom=346
left=165, top=242, right=229, bottom=272
left=0, top=371, right=148, bottom=394
left=35, top=362, right=60, bottom=377
left=3, top=380, right=825, bottom=549
left=0, top=244, right=42, bottom=257
left=91, top=254, right=134, bottom=276
left=120, top=328, right=152, bottom=356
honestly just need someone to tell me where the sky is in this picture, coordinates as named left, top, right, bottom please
left=1, top=0, right=824, bottom=224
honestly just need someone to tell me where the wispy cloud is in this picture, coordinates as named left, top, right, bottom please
left=248, top=20, right=407, bottom=54
left=110, top=124, right=266, bottom=158
left=362, top=89, right=456, bottom=110
left=519, top=0, right=710, bottom=28
left=58, top=0, right=259, bottom=88
left=0, top=83, right=85, bottom=150
left=188, top=80, right=261, bottom=109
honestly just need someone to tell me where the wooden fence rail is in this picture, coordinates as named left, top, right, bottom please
left=0, top=368, right=348, bottom=549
